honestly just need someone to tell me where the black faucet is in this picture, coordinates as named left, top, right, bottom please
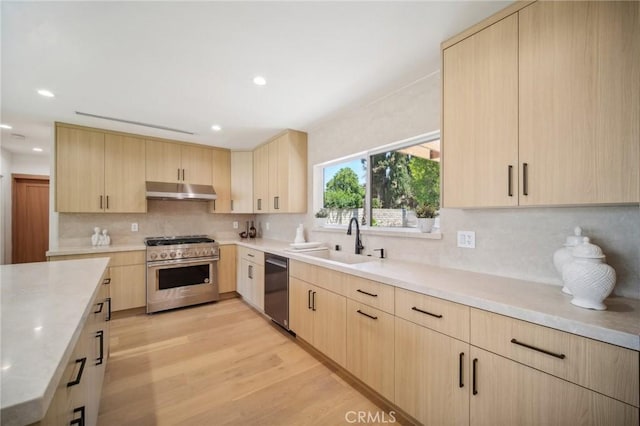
left=346, top=217, right=364, bottom=255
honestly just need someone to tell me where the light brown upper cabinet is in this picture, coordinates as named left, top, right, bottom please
left=442, top=1, right=639, bottom=208
left=146, top=140, right=213, bottom=185
left=209, top=148, right=231, bottom=213
left=230, top=151, right=254, bottom=213
left=253, top=129, right=307, bottom=213
left=56, top=124, right=146, bottom=213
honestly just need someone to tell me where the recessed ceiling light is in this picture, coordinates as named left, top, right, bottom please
left=211, top=125, right=222, bottom=132
left=32, top=147, right=43, bottom=152
left=37, top=89, right=55, bottom=98
left=253, top=76, right=266, bottom=86
left=0, top=124, right=12, bottom=129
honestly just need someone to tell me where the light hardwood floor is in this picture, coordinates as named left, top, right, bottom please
left=98, top=297, right=404, bottom=425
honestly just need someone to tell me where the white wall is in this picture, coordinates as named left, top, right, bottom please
left=260, top=72, right=640, bottom=299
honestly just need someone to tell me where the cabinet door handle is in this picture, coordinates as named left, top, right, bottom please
left=102, top=278, right=111, bottom=285
left=307, top=289, right=312, bottom=310
left=273, top=196, right=280, bottom=210
left=411, top=306, right=443, bottom=318
left=472, top=358, right=478, bottom=395
left=231, top=200, right=234, bottom=211
left=182, top=169, right=185, bottom=181
left=248, top=265, right=253, bottom=279
left=70, top=406, right=85, bottom=426
left=96, top=330, right=104, bottom=365
left=66, top=357, right=87, bottom=387
left=212, top=199, right=216, bottom=211
left=247, top=253, right=254, bottom=258
left=94, top=302, right=104, bottom=314
left=106, top=297, right=112, bottom=321
left=356, top=309, right=377, bottom=320
left=99, top=195, right=103, bottom=209
left=106, top=195, right=109, bottom=209
left=459, top=352, right=464, bottom=388
left=257, top=198, right=262, bottom=211
left=356, top=289, right=378, bottom=298
left=311, top=291, right=317, bottom=311
left=508, top=165, right=513, bottom=197
left=510, top=338, right=565, bottom=359
left=178, top=168, right=181, bottom=181
left=522, top=163, right=529, bottom=196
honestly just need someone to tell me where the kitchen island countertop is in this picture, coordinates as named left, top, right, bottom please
left=0, top=258, right=110, bottom=426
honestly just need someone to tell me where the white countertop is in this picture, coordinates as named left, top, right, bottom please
left=46, top=244, right=146, bottom=257
left=237, top=238, right=640, bottom=351
left=0, top=258, right=110, bottom=426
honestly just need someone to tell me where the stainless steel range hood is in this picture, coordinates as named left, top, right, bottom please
left=146, top=181, right=217, bottom=201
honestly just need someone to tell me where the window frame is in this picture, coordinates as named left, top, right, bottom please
left=314, top=131, right=441, bottom=236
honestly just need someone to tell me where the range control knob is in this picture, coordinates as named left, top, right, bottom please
left=160, top=252, right=167, bottom=259
left=183, top=251, right=190, bottom=258
left=150, top=253, right=158, bottom=260
left=202, top=249, right=209, bottom=256
left=170, top=252, right=177, bottom=258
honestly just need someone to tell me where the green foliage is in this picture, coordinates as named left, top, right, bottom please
left=324, top=167, right=365, bottom=209
left=314, top=208, right=329, bottom=218
left=415, top=203, right=437, bottom=218
left=409, top=157, right=440, bottom=210
left=370, top=151, right=412, bottom=208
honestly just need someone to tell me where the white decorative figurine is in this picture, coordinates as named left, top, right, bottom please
left=91, top=227, right=101, bottom=247
left=97, top=229, right=111, bottom=246
left=553, top=226, right=584, bottom=294
left=562, top=237, right=616, bottom=311
left=294, top=224, right=306, bottom=244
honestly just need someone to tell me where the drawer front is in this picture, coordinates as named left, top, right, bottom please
left=289, top=260, right=345, bottom=296
left=395, top=287, right=469, bottom=342
left=238, top=246, right=264, bottom=265
left=49, top=250, right=145, bottom=266
left=470, top=308, right=639, bottom=407
left=345, top=275, right=394, bottom=314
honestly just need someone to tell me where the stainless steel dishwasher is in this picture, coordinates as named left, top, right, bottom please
left=264, top=253, right=289, bottom=330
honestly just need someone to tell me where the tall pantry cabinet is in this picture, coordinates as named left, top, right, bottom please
left=442, top=1, right=639, bottom=208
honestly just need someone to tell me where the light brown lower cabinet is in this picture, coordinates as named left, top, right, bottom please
left=218, top=244, right=237, bottom=294
left=38, top=272, right=110, bottom=426
left=394, top=317, right=469, bottom=426
left=346, top=299, right=394, bottom=402
left=469, top=347, right=639, bottom=426
left=289, top=277, right=346, bottom=366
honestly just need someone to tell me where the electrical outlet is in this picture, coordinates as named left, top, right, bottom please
left=131, top=223, right=138, bottom=232
left=233, top=221, right=238, bottom=229
left=457, top=231, right=475, bottom=248
left=265, top=222, right=270, bottom=231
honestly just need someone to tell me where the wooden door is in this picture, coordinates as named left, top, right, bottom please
left=469, top=347, right=638, bottom=426
left=288, top=277, right=314, bottom=343
left=312, top=287, right=346, bottom=367
left=56, top=126, right=105, bottom=212
left=267, top=137, right=281, bottom=212
left=442, top=14, right=518, bottom=208
left=237, top=258, right=250, bottom=299
left=180, top=145, right=212, bottom=185
left=218, top=245, right=237, bottom=293
left=253, top=144, right=269, bottom=212
left=230, top=151, right=254, bottom=213
left=519, top=1, right=639, bottom=205
left=104, top=134, right=146, bottom=213
left=346, top=299, right=395, bottom=401
left=145, top=140, right=181, bottom=183
left=210, top=149, right=232, bottom=213
left=12, top=175, right=49, bottom=263
left=394, top=317, right=469, bottom=426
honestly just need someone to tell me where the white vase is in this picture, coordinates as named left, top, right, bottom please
left=417, top=218, right=435, bottom=233
left=562, top=237, right=616, bottom=311
left=553, top=226, right=584, bottom=295
left=314, top=217, right=327, bottom=228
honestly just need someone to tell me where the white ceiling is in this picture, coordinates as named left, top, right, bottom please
left=1, top=1, right=510, bottom=156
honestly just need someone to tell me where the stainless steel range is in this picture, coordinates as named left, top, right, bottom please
left=145, top=235, right=220, bottom=313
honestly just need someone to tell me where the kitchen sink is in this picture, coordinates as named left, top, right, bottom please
left=299, top=250, right=377, bottom=265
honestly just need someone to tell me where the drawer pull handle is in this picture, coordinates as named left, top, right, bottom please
left=106, top=297, right=112, bottom=322
left=96, top=330, right=104, bottom=365
left=507, top=165, right=513, bottom=197
left=311, top=291, right=316, bottom=311
left=307, top=289, right=312, bottom=310
left=459, top=352, right=464, bottom=388
left=67, top=357, right=87, bottom=387
left=522, top=163, right=529, bottom=196
left=102, top=278, right=111, bottom=285
left=70, top=406, right=85, bottom=426
left=247, top=253, right=255, bottom=257
left=510, top=338, right=565, bottom=360
left=356, top=289, right=378, bottom=297
left=411, top=306, right=443, bottom=318
left=356, top=309, right=378, bottom=320
left=472, top=358, right=478, bottom=395
left=94, top=302, right=104, bottom=314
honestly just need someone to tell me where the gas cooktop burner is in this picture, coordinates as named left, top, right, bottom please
left=145, top=235, right=215, bottom=246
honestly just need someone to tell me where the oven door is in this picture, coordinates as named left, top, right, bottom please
left=146, top=258, right=219, bottom=313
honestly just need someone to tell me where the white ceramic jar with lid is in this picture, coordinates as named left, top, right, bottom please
left=553, top=226, right=584, bottom=294
left=562, top=237, right=616, bottom=311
